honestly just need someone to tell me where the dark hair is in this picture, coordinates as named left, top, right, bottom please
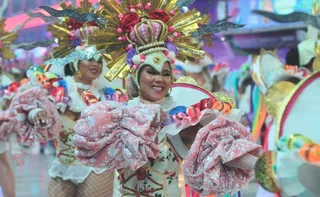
left=239, top=77, right=252, bottom=94
left=286, top=47, right=300, bottom=66
left=136, top=65, right=147, bottom=86
left=64, top=63, right=76, bottom=76
left=127, top=77, right=139, bottom=99
left=211, top=76, right=220, bottom=92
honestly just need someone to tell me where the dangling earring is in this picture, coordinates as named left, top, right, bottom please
left=76, top=70, right=82, bottom=78
left=167, top=87, right=172, bottom=96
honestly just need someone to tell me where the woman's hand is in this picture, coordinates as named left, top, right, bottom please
left=32, top=110, right=50, bottom=126
left=159, top=109, right=167, bottom=123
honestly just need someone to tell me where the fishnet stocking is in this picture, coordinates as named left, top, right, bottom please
left=77, top=170, right=114, bottom=197
left=47, top=177, right=76, bottom=197
left=47, top=170, right=114, bottom=197
left=0, top=152, right=15, bottom=197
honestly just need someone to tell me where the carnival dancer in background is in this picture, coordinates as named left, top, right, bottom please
left=71, top=1, right=261, bottom=197
left=254, top=64, right=320, bottom=196
left=232, top=62, right=252, bottom=130
left=252, top=6, right=319, bottom=74
left=250, top=50, right=312, bottom=197
left=174, top=53, right=213, bottom=90
left=8, top=1, right=128, bottom=196
left=209, top=61, right=229, bottom=92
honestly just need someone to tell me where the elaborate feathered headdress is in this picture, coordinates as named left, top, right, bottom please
left=39, top=0, right=107, bottom=68
left=87, top=0, right=244, bottom=87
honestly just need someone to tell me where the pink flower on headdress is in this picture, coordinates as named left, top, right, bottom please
left=120, top=13, right=141, bottom=33
left=67, top=18, right=98, bottom=30
left=149, top=10, right=170, bottom=22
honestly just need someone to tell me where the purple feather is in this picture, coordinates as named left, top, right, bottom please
left=165, top=42, right=178, bottom=55
left=71, top=38, right=82, bottom=47
left=126, top=48, right=136, bottom=66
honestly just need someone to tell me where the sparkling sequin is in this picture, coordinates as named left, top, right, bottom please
left=153, top=57, right=160, bottom=64
left=39, top=6, right=107, bottom=28
left=44, top=46, right=100, bottom=66
left=191, top=22, right=245, bottom=37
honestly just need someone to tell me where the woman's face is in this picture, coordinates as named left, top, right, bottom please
left=139, top=62, right=172, bottom=102
left=78, top=58, right=102, bottom=81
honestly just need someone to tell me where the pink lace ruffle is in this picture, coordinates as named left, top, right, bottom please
left=183, top=117, right=262, bottom=197
left=73, top=101, right=162, bottom=170
left=0, top=110, right=18, bottom=141
left=9, top=87, right=61, bottom=145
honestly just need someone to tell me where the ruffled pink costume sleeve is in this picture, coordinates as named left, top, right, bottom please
left=9, top=87, right=61, bottom=145
left=183, top=116, right=262, bottom=197
left=73, top=101, right=162, bottom=170
left=0, top=110, right=18, bottom=141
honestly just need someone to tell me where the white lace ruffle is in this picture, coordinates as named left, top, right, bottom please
left=63, top=76, right=102, bottom=113
left=48, top=158, right=107, bottom=185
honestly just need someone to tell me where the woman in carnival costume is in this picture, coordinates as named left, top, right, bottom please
left=70, top=1, right=262, bottom=197
left=250, top=50, right=316, bottom=197
left=8, top=1, right=127, bottom=196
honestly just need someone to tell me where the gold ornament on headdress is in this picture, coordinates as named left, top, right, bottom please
left=90, top=0, right=214, bottom=81
left=46, top=0, right=101, bottom=59
left=0, top=19, right=18, bottom=60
